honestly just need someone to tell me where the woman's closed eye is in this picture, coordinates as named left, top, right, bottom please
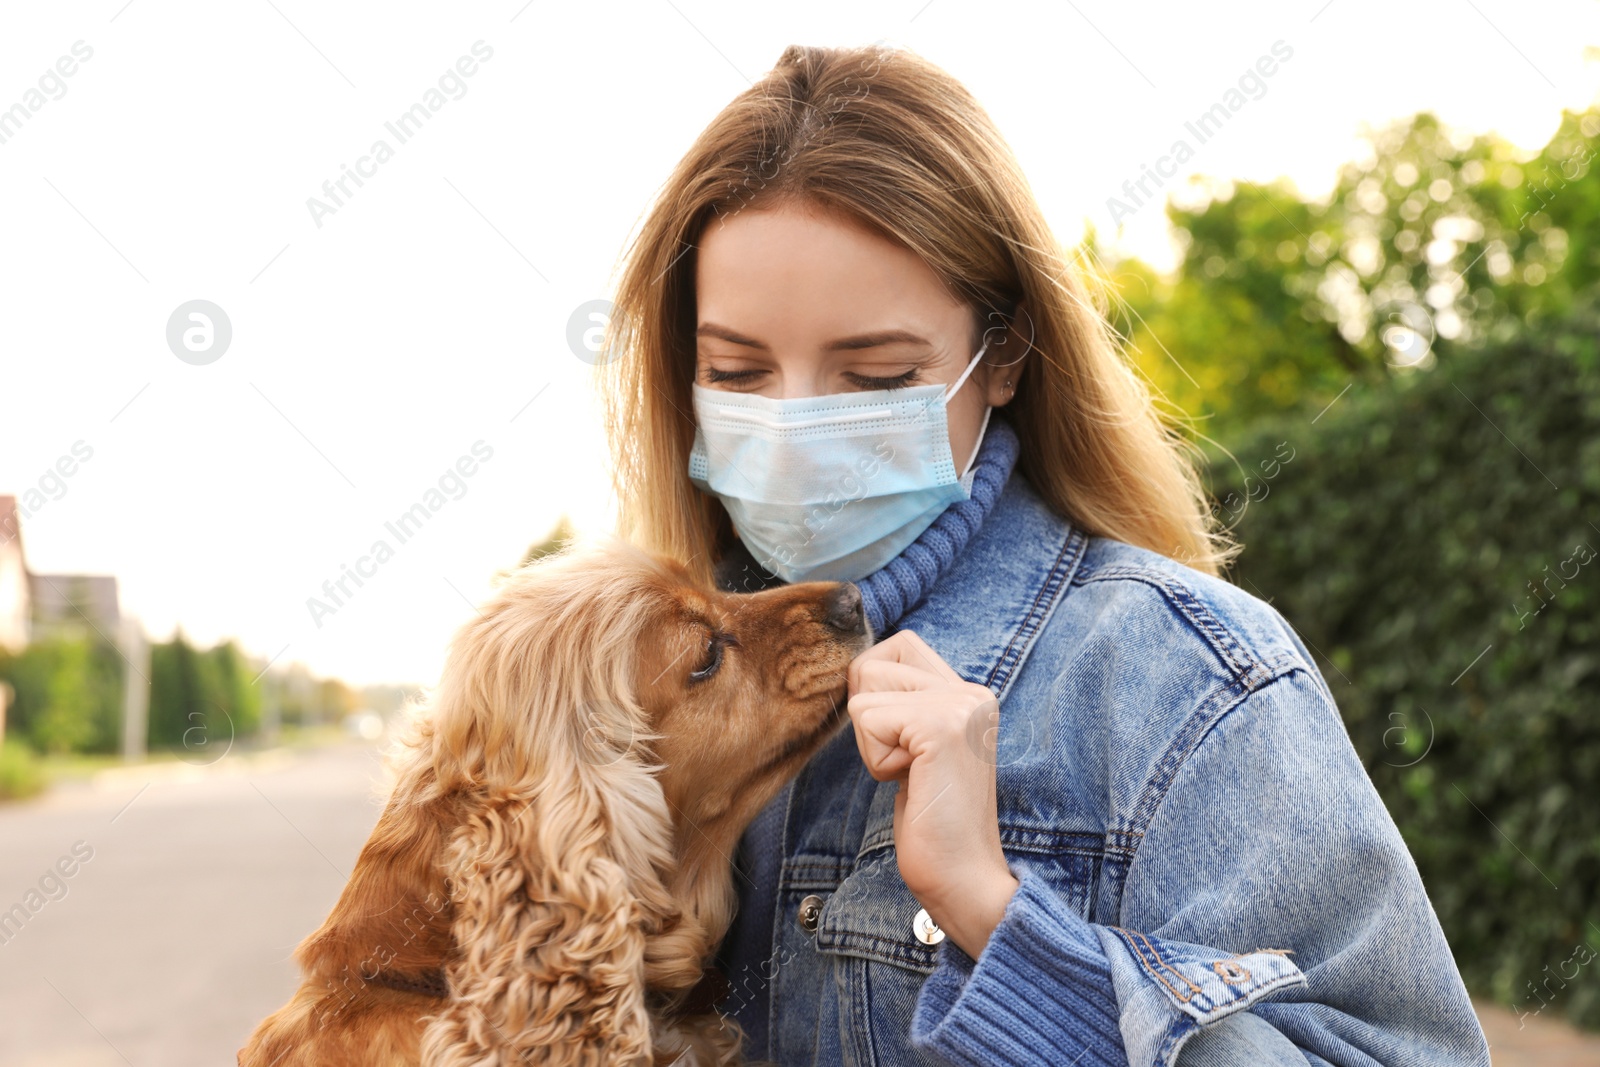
left=845, top=368, right=921, bottom=390
left=701, top=366, right=764, bottom=387
left=698, top=366, right=923, bottom=390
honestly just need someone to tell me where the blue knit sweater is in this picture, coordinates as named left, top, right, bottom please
left=708, top=414, right=1125, bottom=1063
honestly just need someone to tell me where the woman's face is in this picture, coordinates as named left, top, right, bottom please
left=693, top=198, right=1017, bottom=476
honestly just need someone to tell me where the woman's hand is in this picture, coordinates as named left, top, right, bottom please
left=846, top=629, right=1019, bottom=960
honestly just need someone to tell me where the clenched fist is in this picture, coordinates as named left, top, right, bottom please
left=846, top=629, right=1019, bottom=959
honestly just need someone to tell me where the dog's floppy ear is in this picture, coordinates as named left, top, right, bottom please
left=421, top=770, right=659, bottom=1065
left=416, top=544, right=716, bottom=1063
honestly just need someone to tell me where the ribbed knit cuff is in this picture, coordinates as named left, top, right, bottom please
left=909, top=866, right=1129, bottom=1066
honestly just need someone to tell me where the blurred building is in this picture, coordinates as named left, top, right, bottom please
left=0, top=496, right=30, bottom=652
left=30, top=573, right=122, bottom=637
left=0, top=493, right=124, bottom=649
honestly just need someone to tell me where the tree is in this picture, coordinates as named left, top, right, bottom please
left=0, top=634, right=124, bottom=754
left=149, top=629, right=206, bottom=749
left=1101, top=106, right=1600, bottom=454
left=1215, top=292, right=1600, bottom=1028
left=204, top=640, right=261, bottom=738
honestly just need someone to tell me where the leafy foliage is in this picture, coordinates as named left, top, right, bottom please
left=0, top=634, right=124, bottom=754
left=1105, top=107, right=1600, bottom=451
left=0, top=739, right=45, bottom=800
left=1215, top=294, right=1600, bottom=1027
left=147, top=632, right=261, bottom=755
left=1092, top=101, right=1600, bottom=1030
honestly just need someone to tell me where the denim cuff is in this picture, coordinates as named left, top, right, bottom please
left=1095, top=926, right=1308, bottom=1066
left=908, top=865, right=1128, bottom=1066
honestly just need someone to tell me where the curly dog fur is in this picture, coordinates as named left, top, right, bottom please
left=237, top=536, right=871, bottom=1066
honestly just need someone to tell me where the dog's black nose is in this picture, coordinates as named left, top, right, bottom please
left=823, top=583, right=865, bottom=635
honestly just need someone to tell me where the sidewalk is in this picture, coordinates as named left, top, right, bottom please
left=0, top=739, right=388, bottom=1067
left=1477, top=998, right=1600, bottom=1066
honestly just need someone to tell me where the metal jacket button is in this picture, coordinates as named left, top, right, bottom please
left=798, top=894, right=824, bottom=933
left=913, top=907, right=945, bottom=945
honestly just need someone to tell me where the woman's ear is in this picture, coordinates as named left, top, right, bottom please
left=423, top=779, right=656, bottom=1065
left=981, top=300, right=1032, bottom=408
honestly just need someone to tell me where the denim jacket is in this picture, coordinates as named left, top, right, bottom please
left=714, top=467, right=1490, bottom=1066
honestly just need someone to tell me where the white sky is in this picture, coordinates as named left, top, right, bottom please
left=3, top=0, right=1597, bottom=688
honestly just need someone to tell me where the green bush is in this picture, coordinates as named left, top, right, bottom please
left=0, top=635, right=125, bottom=754
left=1212, top=295, right=1600, bottom=1027
left=0, top=739, right=45, bottom=801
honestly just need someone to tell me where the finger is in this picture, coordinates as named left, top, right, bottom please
left=847, top=687, right=1001, bottom=768
left=881, top=629, right=966, bottom=685
left=867, top=740, right=914, bottom=781
left=845, top=687, right=962, bottom=714
left=848, top=635, right=929, bottom=695
left=849, top=658, right=945, bottom=697
left=847, top=690, right=975, bottom=768
left=850, top=629, right=964, bottom=688
left=849, top=635, right=939, bottom=695
left=847, top=697, right=922, bottom=781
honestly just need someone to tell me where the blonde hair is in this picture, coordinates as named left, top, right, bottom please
left=595, top=42, right=1237, bottom=583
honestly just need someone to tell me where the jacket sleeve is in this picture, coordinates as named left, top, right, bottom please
left=908, top=667, right=1490, bottom=1067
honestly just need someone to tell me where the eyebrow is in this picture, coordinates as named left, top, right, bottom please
left=696, top=322, right=933, bottom=352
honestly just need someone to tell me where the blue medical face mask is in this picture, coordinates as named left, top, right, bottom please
left=688, top=333, right=995, bottom=584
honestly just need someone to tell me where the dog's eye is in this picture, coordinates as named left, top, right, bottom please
left=689, top=633, right=730, bottom=684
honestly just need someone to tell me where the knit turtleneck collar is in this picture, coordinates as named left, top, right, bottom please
left=711, top=412, right=1023, bottom=636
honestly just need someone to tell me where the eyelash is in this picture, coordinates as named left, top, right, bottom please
left=689, top=631, right=739, bottom=684
left=702, top=367, right=758, bottom=385
left=853, top=369, right=921, bottom=390
left=701, top=367, right=922, bottom=390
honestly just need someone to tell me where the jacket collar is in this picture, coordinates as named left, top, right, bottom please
left=847, top=471, right=1089, bottom=856
left=891, top=468, right=1090, bottom=703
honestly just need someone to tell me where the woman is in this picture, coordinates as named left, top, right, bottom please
left=597, top=42, right=1489, bottom=1067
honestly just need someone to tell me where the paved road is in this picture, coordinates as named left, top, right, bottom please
left=1477, top=998, right=1600, bottom=1066
left=0, top=740, right=388, bottom=1067
left=1, top=740, right=1595, bottom=1066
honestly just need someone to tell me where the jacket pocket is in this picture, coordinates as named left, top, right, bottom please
left=814, top=847, right=940, bottom=973
left=812, top=848, right=947, bottom=1067
left=814, top=841, right=1107, bottom=1065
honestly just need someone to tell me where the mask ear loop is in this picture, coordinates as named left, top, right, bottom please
left=943, top=331, right=994, bottom=403
left=958, top=306, right=1033, bottom=476
left=939, top=306, right=1034, bottom=477
left=945, top=330, right=998, bottom=480
left=959, top=404, right=995, bottom=480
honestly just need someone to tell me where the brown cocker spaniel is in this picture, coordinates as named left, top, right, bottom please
left=237, top=537, right=871, bottom=1066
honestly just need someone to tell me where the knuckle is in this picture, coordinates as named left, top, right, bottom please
left=935, top=710, right=967, bottom=743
